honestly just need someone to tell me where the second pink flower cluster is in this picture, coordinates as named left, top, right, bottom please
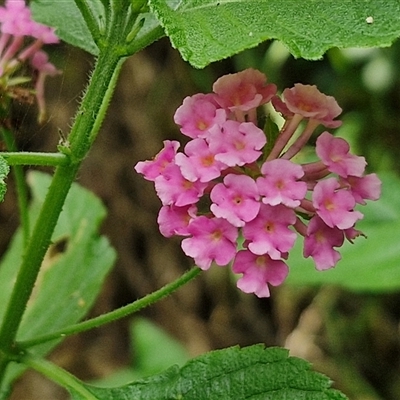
left=135, top=68, right=381, bottom=298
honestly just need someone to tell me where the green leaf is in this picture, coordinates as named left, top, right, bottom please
left=70, top=345, right=347, bottom=399
left=0, top=156, right=9, bottom=202
left=0, top=171, right=116, bottom=392
left=149, top=0, right=400, bottom=68
left=286, top=172, right=400, bottom=292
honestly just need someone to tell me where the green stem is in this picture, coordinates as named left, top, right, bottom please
left=0, top=46, right=124, bottom=380
left=0, top=127, right=30, bottom=247
left=0, top=152, right=68, bottom=166
left=23, top=355, right=98, bottom=400
left=19, top=267, right=201, bottom=349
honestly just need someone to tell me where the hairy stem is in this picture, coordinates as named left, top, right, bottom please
left=0, top=45, right=123, bottom=381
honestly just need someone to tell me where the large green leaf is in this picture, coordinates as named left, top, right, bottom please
left=0, top=171, right=116, bottom=393
left=286, top=172, right=400, bottom=292
left=149, top=0, right=400, bottom=68
left=71, top=345, right=347, bottom=399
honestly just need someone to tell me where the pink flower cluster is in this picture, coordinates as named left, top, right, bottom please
left=135, top=68, right=381, bottom=298
left=0, top=0, right=60, bottom=122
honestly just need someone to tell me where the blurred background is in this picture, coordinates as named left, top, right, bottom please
left=2, top=34, right=400, bottom=399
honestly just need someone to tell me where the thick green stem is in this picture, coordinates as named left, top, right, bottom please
left=19, top=267, right=201, bottom=349
left=0, top=46, right=124, bottom=381
left=23, top=355, right=98, bottom=400
left=1, top=127, right=30, bottom=247
left=0, top=152, right=68, bottom=166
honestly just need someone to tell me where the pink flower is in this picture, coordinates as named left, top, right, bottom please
left=281, top=84, right=342, bottom=128
left=181, top=216, right=238, bottom=270
left=213, top=68, right=276, bottom=112
left=316, top=132, right=366, bottom=177
left=303, top=216, right=344, bottom=270
left=340, top=173, right=381, bottom=205
left=0, top=0, right=32, bottom=36
left=257, top=159, right=307, bottom=208
left=174, top=93, right=226, bottom=139
left=30, top=22, right=59, bottom=44
left=154, top=164, right=207, bottom=207
left=157, top=204, right=197, bottom=237
left=242, top=204, right=297, bottom=259
left=232, top=250, right=289, bottom=298
left=210, top=174, right=260, bottom=227
left=134, top=140, right=180, bottom=181
left=175, top=138, right=227, bottom=182
left=312, top=177, right=363, bottom=229
left=208, top=120, right=266, bottom=166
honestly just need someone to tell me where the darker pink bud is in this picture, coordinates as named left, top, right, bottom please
left=280, top=84, right=342, bottom=128
left=213, top=68, right=276, bottom=112
left=340, top=173, right=381, bottom=205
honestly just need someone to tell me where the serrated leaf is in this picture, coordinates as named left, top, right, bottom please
left=70, top=345, right=347, bottom=400
left=149, top=0, right=400, bottom=68
left=31, top=0, right=103, bottom=55
left=0, top=156, right=9, bottom=202
left=286, top=172, right=400, bottom=292
left=0, top=171, right=116, bottom=393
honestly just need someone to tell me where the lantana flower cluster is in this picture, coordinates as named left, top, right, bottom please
left=135, top=68, right=381, bottom=298
left=0, top=0, right=60, bottom=122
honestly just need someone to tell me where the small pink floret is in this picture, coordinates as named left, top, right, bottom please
left=242, top=204, right=296, bottom=259
left=209, top=120, right=266, bottom=167
left=154, top=164, right=207, bottom=207
left=210, top=173, right=260, bottom=227
left=174, top=93, right=226, bottom=139
left=181, top=216, right=238, bottom=270
left=312, top=177, right=363, bottom=229
left=157, top=204, right=197, bottom=237
left=175, top=138, right=227, bottom=183
left=282, top=84, right=342, bottom=128
left=340, top=173, right=382, bottom=205
left=303, top=216, right=344, bottom=270
left=213, top=68, right=276, bottom=112
left=316, top=132, right=366, bottom=177
left=134, top=140, right=180, bottom=181
left=232, top=250, right=289, bottom=298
